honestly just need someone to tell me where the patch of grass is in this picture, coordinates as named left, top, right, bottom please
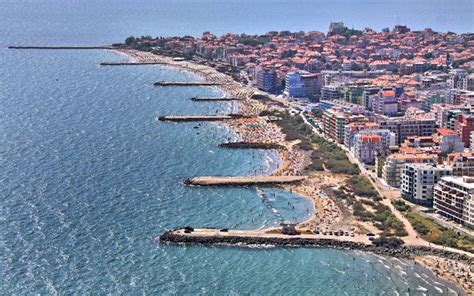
left=263, top=111, right=359, bottom=175
left=297, top=139, right=313, bottom=151
left=347, top=176, right=380, bottom=199
left=309, top=135, right=360, bottom=175
left=406, top=211, right=474, bottom=252
left=392, top=200, right=410, bottom=212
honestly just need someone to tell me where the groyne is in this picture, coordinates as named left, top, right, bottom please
left=8, top=46, right=113, bottom=50
left=154, top=81, right=223, bottom=87
left=191, top=96, right=241, bottom=101
left=185, top=176, right=307, bottom=186
left=157, top=114, right=255, bottom=122
left=219, top=142, right=286, bottom=149
left=100, top=62, right=167, bottom=66
left=159, top=228, right=473, bottom=262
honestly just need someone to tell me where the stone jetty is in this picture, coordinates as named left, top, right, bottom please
left=191, top=96, right=241, bottom=101
left=158, top=114, right=254, bottom=122
left=185, top=176, right=307, bottom=186
left=158, top=228, right=473, bottom=262
left=8, top=46, right=113, bottom=49
left=218, top=142, right=286, bottom=149
left=154, top=81, right=223, bottom=87
left=100, top=62, right=167, bottom=66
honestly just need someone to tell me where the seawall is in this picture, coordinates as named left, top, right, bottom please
left=154, top=81, right=223, bottom=86
left=185, top=175, right=307, bottom=186
left=158, top=114, right=253, bottom=122
left=8, top=46, right=113, bottom=49
left=159, top=229, right=473, bottom=262
left=218, top=142, right=286, bottom=149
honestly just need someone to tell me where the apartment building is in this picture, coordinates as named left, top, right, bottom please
left=401, top=163, right=452, bottom=206
left=380, top=114, right=437, bottom=145
left=382, top=152, right=438, bottom=188
left=433, top=176, right=474, bottom=229
left=455, top=114, right=474, bottom=147
left=255, top=67, right=277, bottom=93
left=447, top=152, right=474, bottom=177
left=322, top=108, right=367, bottom=143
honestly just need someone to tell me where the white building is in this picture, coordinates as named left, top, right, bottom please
left=434, top=176, right=474, bottom=229
left=401, top=163, right=452, bottom=206
left=351, top=129, right=396, bottom=164
left=436, top=128, right=465, bottom=153
left=382, top=153, right=438, bottom=188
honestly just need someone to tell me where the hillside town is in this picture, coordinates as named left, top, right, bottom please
left=124, top=23, right=474, bottom=234
left=121, top=22, right=474, bottom=228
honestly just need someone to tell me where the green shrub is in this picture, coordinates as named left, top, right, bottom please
left=392, top=200, right=410, bottom=212
left=347, top=176, right=379, bottom=198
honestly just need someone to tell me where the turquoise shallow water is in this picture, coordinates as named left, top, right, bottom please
left=0, top=1, right=470, bottom=294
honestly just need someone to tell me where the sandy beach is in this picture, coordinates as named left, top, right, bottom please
left=417, top=255, right=473, bottom=295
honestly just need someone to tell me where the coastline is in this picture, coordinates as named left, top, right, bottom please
left=109, top=48, right=473, bottom=294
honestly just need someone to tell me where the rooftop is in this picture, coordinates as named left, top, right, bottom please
left=439, top=176, right=474, bottom=190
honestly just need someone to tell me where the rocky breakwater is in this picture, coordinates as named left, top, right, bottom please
left=218, top=142, right=286, bottom=150
left=158, top=228, right=473, bottom=263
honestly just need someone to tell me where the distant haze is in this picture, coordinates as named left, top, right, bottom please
left=1, top=0, right=472, bottom=47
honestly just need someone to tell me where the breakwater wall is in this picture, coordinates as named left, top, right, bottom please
left=158, top=114, right=253, bottom=122
left=8, top=46, right=113, bottom=50
left=154, top=81, right=223, bottom=87
left=159, top=230, right=473, bottom=262
left=100, top=62, right=166, bottom=66
left=185, top=175, right=307, bottom=186
left=191, top=97, right=240, bottom=101
left=219, top=142, right=286, bottom=149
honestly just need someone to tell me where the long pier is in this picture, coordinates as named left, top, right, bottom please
left=100, top=62, right=167, bottom=66
left=218, top=142, right=286, bottom=149
left=158, top=114, right=254, bottom=122
left=191, top=96, right=241, bottom=101
left=8, top=46, right=113, bottom=50
left=185, top=175, right=307, bottom=186
left=154, top=81, right=223, bottom=87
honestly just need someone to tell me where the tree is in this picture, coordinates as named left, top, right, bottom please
left=125, top=36, right=136, bottom=45
left=382, top=27, right=390, bottom=33
left=423, top=52, right=433, bottom=59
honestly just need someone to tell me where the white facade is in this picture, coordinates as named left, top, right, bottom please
left=434, top=176, right=474, bottom=229
left=401, top=163, right=452, bottom=206
left=351, top=129, right=396, bottom=164
left=439, top=133, right=465, bottom=153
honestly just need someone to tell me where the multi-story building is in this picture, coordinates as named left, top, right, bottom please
left=319, top=99, right=366, bottom=114
left=401, top=163, right=452, bottom=206
left=285, top=72, right=306, bottom=98
left=431, top=103, right=463, bottom=129
left=382, top=152, right=438, bottom=188
left=320, top=84, right=342, bottom=100
left=435, top=128, right=465, bottom=153
left=447, top=69, right=470, bottom=90
left=447, top=152, right=474, bottom=177
left=255, top=67, right=277, bottom=93
left=301, top=73, right=320, bottom=100
left=455, top=114, right=474, bottom=147
left=380, top=113, right=438, bottom=145
left=352, top=130, right=395, bottom=164
left=322, top=108, right=367, bottom=143
left=471, top=132, right=474, bottom=150
left=328, top=22, right=346, bottom=35
left=434, top=176, right=474, bottom=229
left=368, top=87, right=399, bottom=116
left=344, top=122, right=380, bottom=148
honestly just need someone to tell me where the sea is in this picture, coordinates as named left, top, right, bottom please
left=0, top=0, right=472, bottom=294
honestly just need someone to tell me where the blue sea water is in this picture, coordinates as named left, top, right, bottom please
left=0, top=0, right=470, bottom=294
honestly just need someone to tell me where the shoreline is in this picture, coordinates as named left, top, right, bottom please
left=109, top=48, right=473, bottom=294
